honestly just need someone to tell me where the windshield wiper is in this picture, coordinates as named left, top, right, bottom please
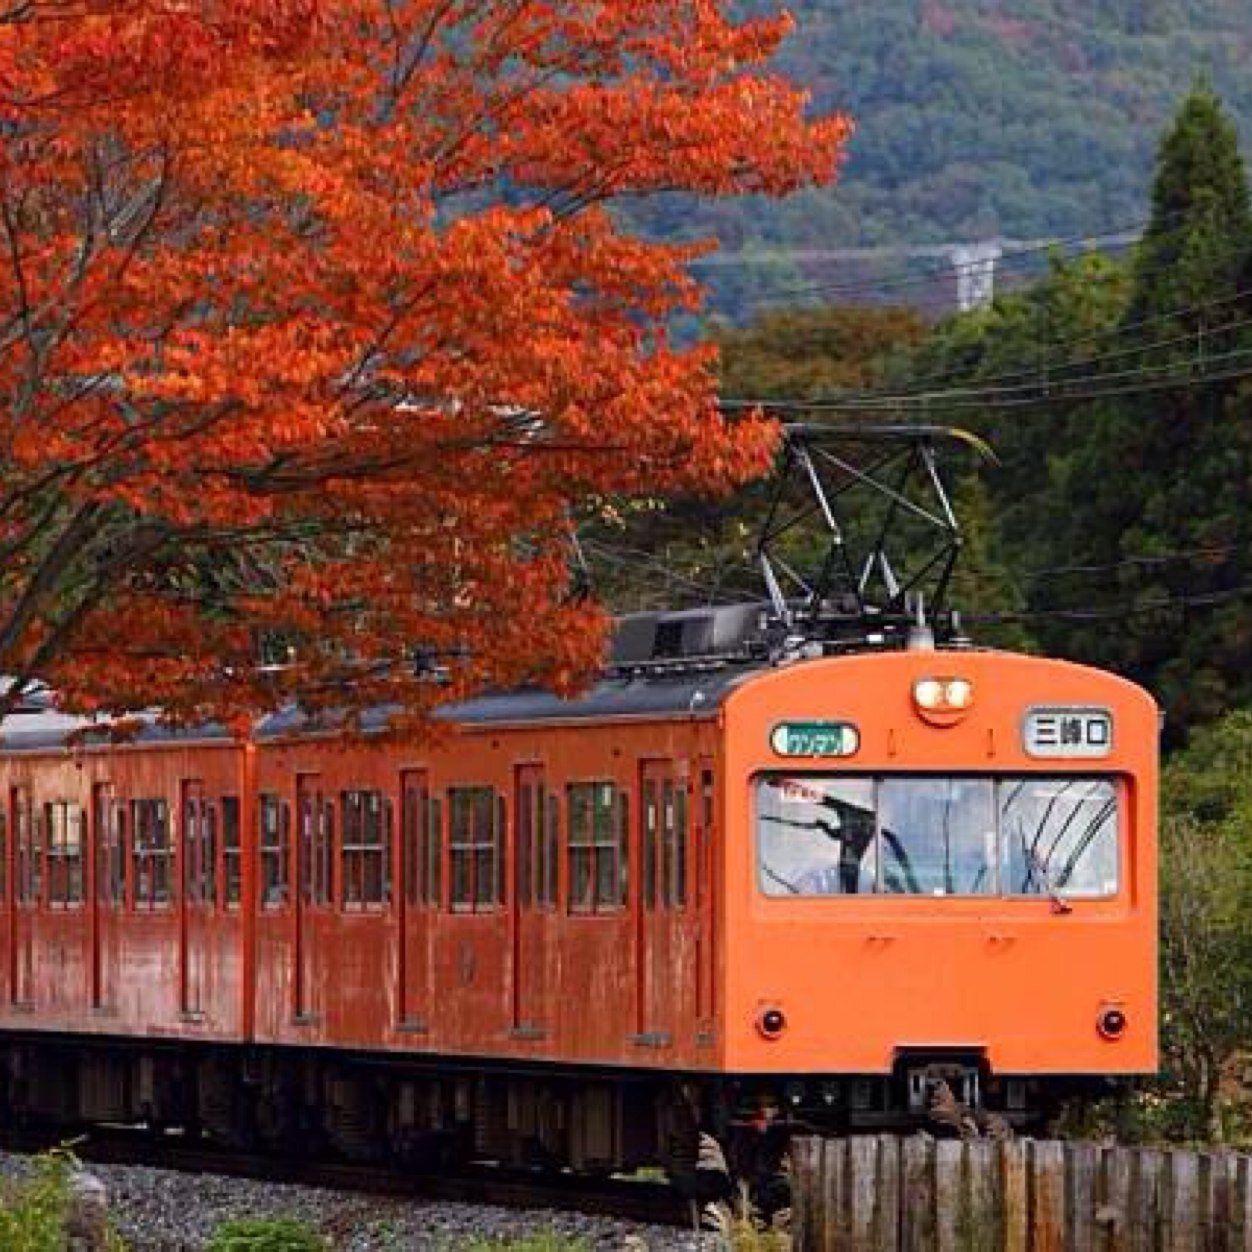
left=1027, top=844, right=1073, bottom=915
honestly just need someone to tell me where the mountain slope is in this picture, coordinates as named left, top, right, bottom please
left=657, top=1, right=1252, bottom=316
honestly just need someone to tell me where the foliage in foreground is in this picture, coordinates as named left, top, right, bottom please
left=450, top=1233, right=589, bottom=1252
left=0, top=1148, right=123, bottom=1252
left=206, top=1215, right=328, bottom=1252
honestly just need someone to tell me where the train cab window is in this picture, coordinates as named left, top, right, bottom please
left=999, top=777, right=1118, bottom=898
left=259, top=793, right=288, bottom=909
left=757, top=776, right=876, bottom=896
left=878, top=779, right=995, bottom=895
left=567, top=782, right=626, bottom=914
left=448, top=786, right=498, bottom=912
left=130, top=798, right=172, bottom=909
left=756, top=774, right=1120, bottom=899
left=340, top=789, right=389, bottom=909
left=45, top=802, right=84, bottom=907
left=221, top=796, right=242, bottom=907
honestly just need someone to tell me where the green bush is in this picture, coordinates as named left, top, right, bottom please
left=206, top=1216, right=328, bottom=1252
left=0, top=1148, right=124, bottom=1252
left=453, top=1234, right=589, bottom=1252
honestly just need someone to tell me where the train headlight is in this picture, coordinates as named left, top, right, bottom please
left=757, top=1007, right=787, bottom=1040
left=1098, top=1006, right=1128, bottom=1040
left=913, top=676, right=975, bottom=722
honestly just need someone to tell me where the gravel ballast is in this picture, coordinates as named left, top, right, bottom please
left=41, top=1159, right=708, bottom=1250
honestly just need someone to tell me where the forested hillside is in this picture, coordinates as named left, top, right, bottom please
left=655, top=0, right=1252, bottom=318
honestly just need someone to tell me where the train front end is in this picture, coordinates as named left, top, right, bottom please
left=720, top=646, right=1158, bottom=1129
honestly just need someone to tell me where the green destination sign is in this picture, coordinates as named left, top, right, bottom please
left=769, top=720, right=860, bottom=758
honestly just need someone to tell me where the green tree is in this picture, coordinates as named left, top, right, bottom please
left=1061, top=84, right=1252, bottom=729
left=1158, top=711, right=1252, bottom=1140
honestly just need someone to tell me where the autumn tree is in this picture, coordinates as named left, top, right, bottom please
left=0, top=1, right=849, bottom=728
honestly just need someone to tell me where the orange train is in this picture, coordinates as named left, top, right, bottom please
left=0, top=604, right=1156, bottom=1180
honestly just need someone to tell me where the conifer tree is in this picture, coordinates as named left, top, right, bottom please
left=1064, top=84, right=1252, bottom=729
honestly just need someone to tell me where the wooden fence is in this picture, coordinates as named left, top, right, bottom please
left=791, top=1135, right=1252, bottom=1250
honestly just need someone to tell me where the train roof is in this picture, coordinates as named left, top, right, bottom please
left=0, top=673, right=754, bottom=753
left=0, top=600, right=981, bottom=751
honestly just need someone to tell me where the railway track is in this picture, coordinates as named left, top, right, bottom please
left=0, top=1125, right=692, bottom=1230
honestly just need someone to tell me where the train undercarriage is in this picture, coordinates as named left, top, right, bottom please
left=0, top=1032, right=1110, bottom=1204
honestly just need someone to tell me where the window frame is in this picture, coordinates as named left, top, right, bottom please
left=221, top=795, right=242, bottom=908
left=448, top=786, right=500, bottom=913
left=258, top=792, right=289, bottom=911
left=566, top=780, right=627, bottom=915
left=754, top=772, right=1122, bottom=901
left=339, top=788, right=390, bottom=911
left=45, top=800, right=85, bottom=909
left=130, top=797, right=172, bottom=911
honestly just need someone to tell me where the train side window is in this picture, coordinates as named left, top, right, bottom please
left=422, top=795, right=442, bottom=906
left=314, top=799, right=334, bottom=906
left=13, top=789, right=37, bottom=906
left=113, top=803, right=128, bottom=905
left=221, top=796, right=242, bottom=907
left=517, top=780, right=551, bottom=908
left=448, top=786, right=497, bottom=912
left=642, top=779, right=658, bottom=910
left=671, top=781, right=688, bottom=908
left=130, top=798, right=171, bottom=909
left=182, top=791, right=216, bottom=907
left=340, top=789, right=388, bottom=909
left=45, top=801, right=84, bottom=908
left=92, top=788, right=121, bottom=906
left=541, top=792, right=559, bottom=908
left=402, top=778, right=423, bottom=907
left=517, top=781, right=534, bottom=908
left=567, top=782, right=624, bottom=914
left=259, top=793, right=288, bottom=909
left=0, top=809, right=7, bottom=904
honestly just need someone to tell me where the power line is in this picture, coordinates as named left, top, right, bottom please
left=704, top=212, right=1192, bottom=308
left=709, top=204, right=1251, bottom=313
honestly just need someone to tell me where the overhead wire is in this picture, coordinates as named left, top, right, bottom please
left=701, top=216, right=1155, bottom=307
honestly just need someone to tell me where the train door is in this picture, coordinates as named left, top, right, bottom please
left=397, top=770, right=431, bottom=1029
left=90, top=784, right=122, bottom=1011
left=10, top=787, right=34, bottom=1007
left=179, top=780, right=213, bottom=1016
left=695, top=762, right=717, bottom=1034
left=510, top=765, right=550, bottom=1037
left=637, top=761, right=694, bottom=1045
left=294, top=774, right=330, bottom=1022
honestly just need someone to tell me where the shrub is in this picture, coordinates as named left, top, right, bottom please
left=0, top=1148, right=124, bottom=1252
left=206, top=1216, right=328, bottom=1252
